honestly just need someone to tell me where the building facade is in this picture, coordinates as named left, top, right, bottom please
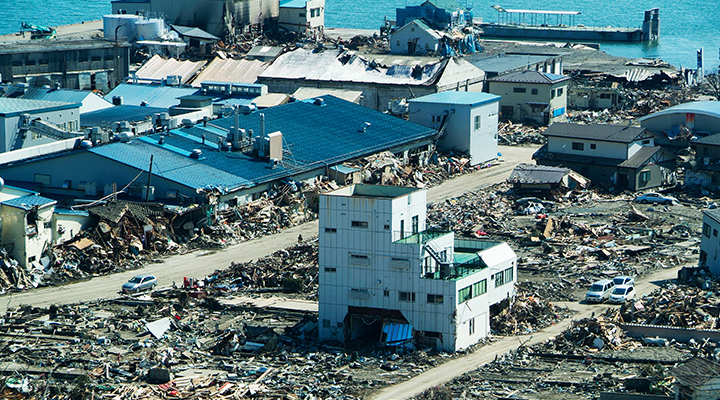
left=701, top=209, right=720, bottom=276
left=0, top=98, right=82, bottom=153
left=278, top=0, right=324, bottom=35
left=408, top=91, right=500, bottom=165
left=486, top=70, right=569, bottom=125
left=390, top=20, right=442, bottom=55
left=533, top=123, right=676, bottom=191
left=318, top=185, right=516, bottom=352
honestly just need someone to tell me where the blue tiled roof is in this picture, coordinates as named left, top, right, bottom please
left=87, top=96, right=435, bottom=191
left=2, top=194, right=57, bottom=210
left=81, top=105, right=167, bottom=127
left=409, top=91, right=500, bottom=107
left=105, top=84, right=201, bottom=109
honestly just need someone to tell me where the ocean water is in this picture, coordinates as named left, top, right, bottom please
left=0, top=0, right=717, bottom=70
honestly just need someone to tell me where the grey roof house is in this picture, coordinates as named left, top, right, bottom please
left=533, top=123, right=676, bottom=191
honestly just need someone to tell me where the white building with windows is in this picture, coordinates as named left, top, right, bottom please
left=279, top=0, right=324, bottom=36
left=318, top=184, right=517, bottom=352
left=700, top=209, right=720, bottom=276
left=408, top=91, right=501, bottom=165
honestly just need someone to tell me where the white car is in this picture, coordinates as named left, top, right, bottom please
left=608, top=285, right=636, bottom=304
left=613, top=275, right=635, bottom=287
left=634, top=192, right=677, bottom=205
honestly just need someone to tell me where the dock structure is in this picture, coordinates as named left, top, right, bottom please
left=479, top=6, right=659, bottom=43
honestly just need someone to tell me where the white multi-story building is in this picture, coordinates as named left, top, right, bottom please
left=701, top=209, right=720, bottom=275
left=318, top=184, right=516, bottom=352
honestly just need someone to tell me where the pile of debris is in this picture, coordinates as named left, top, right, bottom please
left=211, top=242, right=319, bottom=296
left=498, top=121, right=547, bottom=146
left=490, top=286, right=574, bottom=336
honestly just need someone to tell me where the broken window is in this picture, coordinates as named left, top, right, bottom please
left=25, top=209, right=40, bottom=237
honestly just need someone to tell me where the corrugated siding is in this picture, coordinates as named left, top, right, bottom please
left=134, top=55, right=206, bottom=84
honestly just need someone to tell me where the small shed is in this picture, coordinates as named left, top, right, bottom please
left=508, top=163, right=588, bottom=193
left=328, top=165, right=361, bottom=186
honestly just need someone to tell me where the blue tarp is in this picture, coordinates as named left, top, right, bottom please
left=382, top=322, right=413, bottom=346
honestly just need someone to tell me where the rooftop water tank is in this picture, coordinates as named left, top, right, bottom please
left=103, top=14, right=141, bottom=41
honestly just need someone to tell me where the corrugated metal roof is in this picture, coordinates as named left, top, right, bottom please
left=105, top=83, right=200, bottom=108
left=478, top=242, right=515, bottom=266
left=543, top=123, right=646, bottom=143
left=191, top=58, right=269, bottom=87
left=639, top=101, right=720, bottom=122
left=2, top=194, right=57, bottom=210
left=435, top=57, right=485, bottom=87
left=259, top=48, right=447, bottom=86
left=468, top=53, right=559, bottom=74
left=134, top=55, right=206, bottom=84
left=508, top=163, right=569, bottom=184
left=16, top=88, right=95, bottom=105
left=0, top=97, right=80, bottom=116
left=85, top=96, right=434, bottom=191
left=246, top=46, right=284, bottom=60
left=488, top=70, right=569, bottom=84
left=81, top=105, right=166, bottom=127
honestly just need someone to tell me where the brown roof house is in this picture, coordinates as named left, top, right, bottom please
left=673, top=357, right=720, bottom=400
left=533, top=123, right=676, bottom=191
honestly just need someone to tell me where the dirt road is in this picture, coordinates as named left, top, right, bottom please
left=370, top=264, right=683, bottom=400
left=0, top=145, right=539, bottom=313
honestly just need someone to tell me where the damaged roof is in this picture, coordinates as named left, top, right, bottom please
left=543, top=123, right=647, bottom=143
left=509, top=163, right=570, bottom=184
left=133, top=55, right=207, bottom=84
left=673, top=357, right=720, bottom=387
left=191, top=58, right=269, bottom=87
left=639, top=101, right=720, bottom=122
left=2, top=194, right=57, bottom=210
left=259, top=48, right=473, bottom=86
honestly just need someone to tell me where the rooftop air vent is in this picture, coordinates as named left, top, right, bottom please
left=190, top=149, right=202, bottom=159
left=314, top=97, right=324, bottom=106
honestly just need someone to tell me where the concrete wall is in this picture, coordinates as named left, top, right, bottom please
left=52, top=212, right=94, bottom=245
left=547, top=136, right=630, bottom=160
left=0, top=203, right=54, bottom=269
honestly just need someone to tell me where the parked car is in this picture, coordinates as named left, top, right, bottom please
left=122, top=274, right=158, bottom=294
left=612, top=275, right=635, bottom=287
left=585, top=279, right=615, bottom=303
left=608, top=285, right=636, bottom=304
left=633, top=192, right=677, bottom=205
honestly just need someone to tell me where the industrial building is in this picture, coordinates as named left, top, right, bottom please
left=408, top=91, right=500, bottom=166
left=0, top=96, right=436, bottom=206
left=318, top=184, right=517, bottom=352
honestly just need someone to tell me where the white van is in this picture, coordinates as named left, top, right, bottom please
left=585, top=279, right=615, bottom=303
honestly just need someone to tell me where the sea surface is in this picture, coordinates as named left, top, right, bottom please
left=1, top=0, right=718, bottom=70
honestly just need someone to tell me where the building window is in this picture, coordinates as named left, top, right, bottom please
left=642, top=139, right=651, bottom=145
left=557, top=88, right=564, bottom=96
left=91, top=56, right=101, bottom=62
left=640, top=170, right=651, bottom=182
left=551, top=89, right=556, bottom=98
left=590, top=144, right=596, bottom=150
left=383, top=290, right=389, bottom=297
left=399, top=292, right=416, bottom=302
left=473, top=279, right=487, bottom=296
left=531, top=88, right=538, bottom=95
left=298, top=12, right=306, bottom=17
left=704, top=223, right=712, bottom=237
left=599, top=93, right=611, bottom=99
left=427, top=294, right=444, bottom=304
left=349, top=254, right=370, bottom=266
left=351, top=220, right=368, bottom=228
left=432, top=115, right=442, bottom=123
left=715, top=229, right=718, bottom=237
left=493, top=267, right=514, bottom=288
left=12, top=60, right=22, bottom=67
left=324, top=267, right=337, bottom=272
left=310, top=8, right=320, bottom=17
left=469, top=317, right=475, bottom=335
left=412, top=216, right=419, bottom=234
left=384, top=224, right=390, bottom=230
left=458, top=286, right=472, bottom=303
left=400, top=219, right=405, bottom=239
left=571, top=142, right=584, bottom=151
left=324, top=227, right=337, bottom=233
left=474, top=115, right=481, bottom=130
left=349, top=288, right=370, bottom=300
left=513, top=87, right=526, bottom=93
